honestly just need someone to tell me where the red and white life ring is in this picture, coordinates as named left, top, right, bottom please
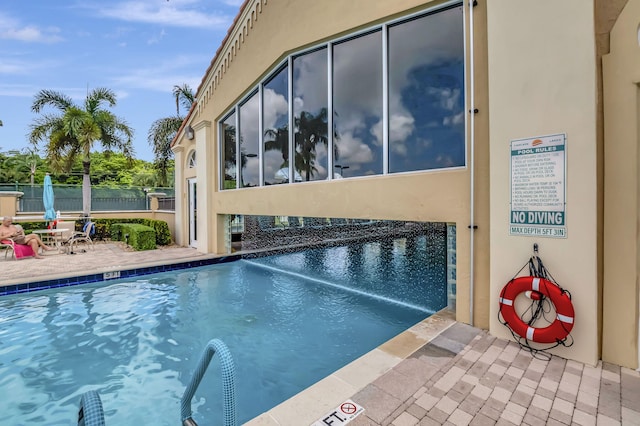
left=499, top=276, right=574, bottom=344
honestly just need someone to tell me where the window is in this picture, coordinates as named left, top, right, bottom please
left=388, top=6, right=465, bottom=173
left=263, top=65, right=289, bottom=185
left=221, top=112, right=237, bottom=190
left=187, top=151, right=196, bottom=168
left=219, top=3, right=464, bottom=187
left=333, top=30, right=383, bottom=178
left=239, top=91, right=260, bottom=187
left=293, top=47, right=329, bottom=182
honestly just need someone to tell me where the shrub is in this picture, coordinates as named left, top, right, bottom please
left=111, top=223, right=156, bottom=251
left=94, top=218, right=171, bottom=245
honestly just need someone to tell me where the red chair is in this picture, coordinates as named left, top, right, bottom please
left=1, top=238, right=36, bottom=260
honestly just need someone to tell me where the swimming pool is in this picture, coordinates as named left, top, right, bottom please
left=0, top=236, right=446, bottom=425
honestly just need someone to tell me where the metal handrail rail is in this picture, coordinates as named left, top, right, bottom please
left=77, top=390, right=105, bottom=426
left=181, top=339, right=237, bottom=426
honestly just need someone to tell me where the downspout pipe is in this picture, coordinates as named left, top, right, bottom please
left=468, top=0, right=476, bottom=327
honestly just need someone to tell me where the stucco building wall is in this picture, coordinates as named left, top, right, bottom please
left=171, top=0, right=640, bottom=368
left=603, top=0, right=640, bottom=369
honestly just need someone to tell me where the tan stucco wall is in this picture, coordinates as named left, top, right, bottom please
left=175, top=0, right=492, bottom=328
left=487, top=0, right=600, bottom=365
left=602, top=0, right=640, bottom=369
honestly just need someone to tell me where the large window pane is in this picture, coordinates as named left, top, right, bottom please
left=333, top=30, right=383, bottom=178
left=239, top=92, right=260, bottom=187
left=263, top=66, right=289, bottom=185
left=388, top=6, right=465, bottom=173
left=293, top=47, right=328, bottom=182
left=221, top=112, right=237, bottom=190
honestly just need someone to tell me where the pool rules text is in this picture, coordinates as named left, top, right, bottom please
left=510, top=133, right=567, bottom=238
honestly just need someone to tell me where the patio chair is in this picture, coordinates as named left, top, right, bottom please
left=0, top=238, right=36, bottom=260
left=59, top=221, right=95, bottom=254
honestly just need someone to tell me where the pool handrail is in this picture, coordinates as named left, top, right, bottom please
left=181, top=338, right=237, bottom=426
left=77, top=390, right=105, bottom=426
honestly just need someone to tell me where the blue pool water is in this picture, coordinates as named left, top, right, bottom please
left=0, top=236, right=446, bottom=425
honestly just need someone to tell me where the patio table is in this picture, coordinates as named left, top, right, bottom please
left=32, top=228, right=68, bottom=252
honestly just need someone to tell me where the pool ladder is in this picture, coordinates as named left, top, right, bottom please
left=76, top=338, right=237, bottom=426
left=181, top=339, right=237, bottom=426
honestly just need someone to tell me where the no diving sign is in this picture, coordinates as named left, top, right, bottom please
left=311, top=400, right=365, bottom=425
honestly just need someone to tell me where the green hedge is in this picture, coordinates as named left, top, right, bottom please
left=111, top=223, right=157, bottom=251
left=15, top=218, right=171, bottom=246
left=92, top=219, right=171, bottom=245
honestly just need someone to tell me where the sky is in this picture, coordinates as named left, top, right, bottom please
left=0, top=0, right=244, bottom=162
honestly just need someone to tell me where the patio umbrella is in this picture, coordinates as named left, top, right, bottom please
left=43, top=174, right=56, bottom=221
left=274, top=167, right=303, bottom=182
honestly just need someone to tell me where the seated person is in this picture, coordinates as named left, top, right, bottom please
left=0, top=217, right=53, bottom=259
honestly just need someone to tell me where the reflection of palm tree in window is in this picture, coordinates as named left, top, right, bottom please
left=265, top=108, right=340, bottom=181
left=264, top=125, right=289, bottom=167
left=296, top=109, right=327, bottom=181
left=222, top=124, right=252, bottom=187
left=222, top=124, right=236, bottom=182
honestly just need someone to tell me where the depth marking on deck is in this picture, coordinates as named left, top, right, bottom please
left=311, top=399, right=364, bottom=426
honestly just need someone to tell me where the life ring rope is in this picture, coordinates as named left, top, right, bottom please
left=498, top=254, right=574, bottom=359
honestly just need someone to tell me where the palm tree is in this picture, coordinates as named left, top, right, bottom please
left=29, top=88, right=134, bottom=215
left=147, top=84, right=194, bottom=187
left=2, top=149, right=42, bottom=185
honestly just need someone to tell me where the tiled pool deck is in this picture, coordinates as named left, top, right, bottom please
left=1, top=243, right=639, bottom=425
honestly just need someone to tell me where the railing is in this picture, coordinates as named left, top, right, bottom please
left=158, top=196, right=175, bottom=210
left=181, top=339, right=237, bottom=426
left=0, top=184, right=175, bottom=212
left=77, top=390, right=105, bottom=426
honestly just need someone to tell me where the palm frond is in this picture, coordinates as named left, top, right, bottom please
left=85, top=87, right=117, bottom=113
left=31, top=89, right=74, bottom=113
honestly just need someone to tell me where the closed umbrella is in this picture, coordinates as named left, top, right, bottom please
left=43, top=174, right=56, bottom=221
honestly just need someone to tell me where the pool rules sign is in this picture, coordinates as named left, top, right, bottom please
left=510, top=133, right=566, bottom=238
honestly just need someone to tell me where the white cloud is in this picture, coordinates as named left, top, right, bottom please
left=96, top=1, right=232, bottom=29
left=292, top=50, right=327, bottom=114
left=147, top=29, right=167, bottom=45
left=389, top=113, right=414, bottom=145
left=109, top=55, right=205, bottom=92
left=443, top=112, right=464, bottom=126
left=336, top=131, right=373, bottom=166
left=263, top=88, right=288, bottom=130
left=370, top=120, right=382, bottom=146
left=0, top=13, right=63, bottom=43
left=435, top=154, right=456, bottom=167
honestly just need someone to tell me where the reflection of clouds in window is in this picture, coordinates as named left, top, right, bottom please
left=263, top=66, right=289, bottom=185
left=263, top=88, right=288, bottom=130
left=389, top=6, right=464, bottom=173
left=263, top=150, right=283, bottom=183
left=443, top=112, right=464, bottom=126
left=293, top=48, right=327, bottom=115
left=293, top=48, right=329, bottom=181
left=240, top=93, right=260, bottom=186
left=337, top=131, right=374, bottom=166
left=333, top=30, right=383, bottom=176
left=370, top=112, right=416, bottom=156
left=221, top=5, right=464, bottom=185
left=389, top=113, right=415, bottom=147
left=388, top=8, right=463, bottom=107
